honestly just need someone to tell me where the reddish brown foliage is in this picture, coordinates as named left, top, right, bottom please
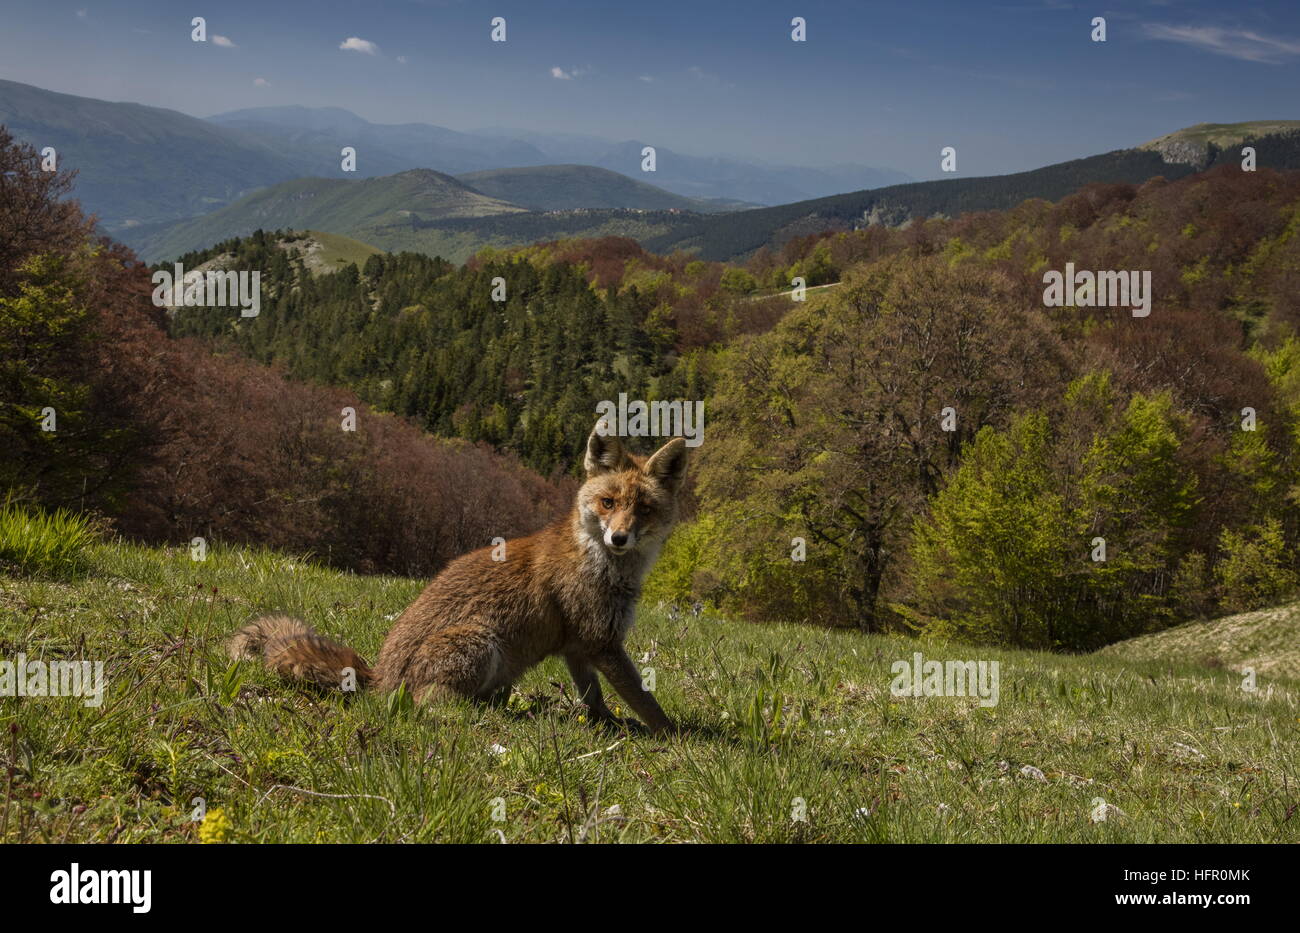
left=120, top=339, right=566, bottom=574
left=1, top=127, right=567, bottom=575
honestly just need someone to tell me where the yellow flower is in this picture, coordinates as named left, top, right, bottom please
left=198, top=807, right=232, bottom=844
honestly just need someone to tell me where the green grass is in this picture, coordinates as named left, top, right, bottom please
left=1140, top=121, right=1300, bottom=150
left=1, top=540, right=1297, bottom=843
left=0, top=504, right=97, bottom=578
left=284, top=230, right=384, bottom=274
left=1097, top=603, right=1300, bottom=680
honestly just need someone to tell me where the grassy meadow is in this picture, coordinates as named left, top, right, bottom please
left=1, top=539, right=1297, bottom=844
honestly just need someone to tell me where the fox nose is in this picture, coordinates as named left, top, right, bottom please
left=610, top=531, right=629, bottom=547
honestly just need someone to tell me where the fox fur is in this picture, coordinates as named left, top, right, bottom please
left=228, top=425, right=688, bottom=735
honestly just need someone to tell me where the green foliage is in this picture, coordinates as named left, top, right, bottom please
left=1215, top=519, right=1299, bottom=613
left=1253, top=337, right=1300, bottom=508
left=644, top=512, right=847, bottom=627
left=0, top=253, right=90, bottom=449
left=642, top=514, right=717, bottom=608
left=0, top=502, right=97, bottom=577
left=1169, top=551, right=1214, bottom=621
left=718, top=267, right=757, bottom=294
left=689, top=256, right=1062, bottom=631
left=0, top=252, right=107, bottom=504
left=909, top=413, right=1067, bottom=646
left=790, top=242, right=838, bottom=286
left=166, top=233, right=700, bottom=475
left=909, top=376, right=1199, bottom=650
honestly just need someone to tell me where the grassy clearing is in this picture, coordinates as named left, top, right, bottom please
left=0, top=540, right=1297, bottom=843
left=1097, top=603, right=1300, bottom=681
left=292, top=230, right=383, bottom=273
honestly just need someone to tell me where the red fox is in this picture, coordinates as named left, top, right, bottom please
left=228, top=425, right=688, bottom=735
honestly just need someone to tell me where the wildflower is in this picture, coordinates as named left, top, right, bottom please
left=198, top=807, right=231, bottom=844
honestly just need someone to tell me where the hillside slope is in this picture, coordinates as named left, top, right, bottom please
left=457, top=164, right=735, bottom=212
left=1, top=539, right=1296, bottom=843
left=208, top=105, right=551, bottom=177
left=1141, top=121, right=1300, bottom=167
left=128, top=169, right=523, bottom=261
left=647, top=149, right=1192, bottom=260
left=120, top=118, right=1300, bottom=267
left=646, top=124, right=1300, bottom=260
left=277, top=230, right=384, bottom=274
left=1097, top=603, right=1300, bottom=680
left=0, top=79, right=302, bottom=231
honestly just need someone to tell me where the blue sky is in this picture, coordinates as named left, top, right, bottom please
left=2, top=0, right=1298, bottom=178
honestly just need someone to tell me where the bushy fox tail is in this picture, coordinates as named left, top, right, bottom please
left=228, top=614, right=373, bottom=691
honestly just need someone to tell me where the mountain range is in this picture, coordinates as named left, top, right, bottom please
left=127, top=121, right=1300, bottom=264
left=643, top=123, right=1300, bottom=260
left=0, top=79, right=906, bottom=234
left=127, top=165, right=740, bottom=262
left=4, top=78, right=1298, bottom=267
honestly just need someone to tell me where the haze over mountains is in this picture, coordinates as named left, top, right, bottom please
left=127, top=119, right=1300, bottom=264
left=0, top=79, right=907, bottom=235
left=456, top=165, right=750, bottom=213
left=4, top=78, right=1299, bottom=267
left=0, top=79, right=303, bottom=230
left=646, top=125, right=1300, bottom=260
left=132, top=167, right=709, bottom=264
left=212, top=106, right=911, bottom=206
left=205, top=104, right=554, bottom=177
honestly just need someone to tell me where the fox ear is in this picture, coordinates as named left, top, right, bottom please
left=585, top=426, right=630, bottom=476
left=644, top=437, right=688, bottom=491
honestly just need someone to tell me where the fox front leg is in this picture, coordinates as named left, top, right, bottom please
left=565, top=653, right=616, bottom=723
left=592, top=646, right=673, bottom=736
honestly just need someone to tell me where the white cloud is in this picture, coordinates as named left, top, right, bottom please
left=212, top=34, right=236, bottom=48
left=76, top=9, right=87, bottom=19
left=638, top=75, right=655, bottom=83
left=397, top=55, right=408, bottom=65
left=1143, top=23, right=1300, bottom=64
left=550, top=65, right=592, bottom=80
left=253, top=77, right=270, bottom=87
left=339, top=36, right=380, bottom=55
left=683, top=65, right=734, bottom=89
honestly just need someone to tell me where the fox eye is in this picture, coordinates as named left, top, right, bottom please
left=601, top=497, right=615, bottom=509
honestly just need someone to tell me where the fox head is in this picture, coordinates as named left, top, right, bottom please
left=579, top=425, right=689, bottom=558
